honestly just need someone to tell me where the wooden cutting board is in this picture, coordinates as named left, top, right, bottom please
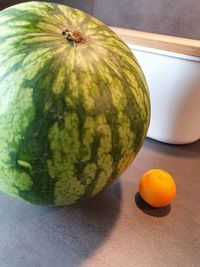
left=110, top=26, right=200, bottom=57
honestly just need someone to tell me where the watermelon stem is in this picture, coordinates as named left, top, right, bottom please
left=62, top=29, right=86, bottom=47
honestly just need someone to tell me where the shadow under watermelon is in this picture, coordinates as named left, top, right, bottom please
left=0, top=181, right=122, bottom=267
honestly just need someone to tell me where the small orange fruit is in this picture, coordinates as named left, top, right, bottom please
left=139, top=169, right=176, bottom=208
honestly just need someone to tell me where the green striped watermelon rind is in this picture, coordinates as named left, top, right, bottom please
left=0, top=1, right=150, bottom=205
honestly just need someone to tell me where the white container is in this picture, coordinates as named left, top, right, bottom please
left=111, top=26, right=200, bottom=144
left=128, top=45, right=200, bottom=144
left=128, top=44, right=200, bottom=144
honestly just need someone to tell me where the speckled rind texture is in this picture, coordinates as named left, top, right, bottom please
left=0, top=1, right=150, bottom=205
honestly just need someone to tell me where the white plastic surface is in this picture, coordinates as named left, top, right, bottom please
left=129, top=44, right=200, bottom=144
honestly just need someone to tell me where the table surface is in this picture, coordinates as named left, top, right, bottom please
left=0, top=138, right=200, bottom=267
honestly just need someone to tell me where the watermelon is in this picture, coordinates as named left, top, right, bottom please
left=0, top=1, right=150, bottom=205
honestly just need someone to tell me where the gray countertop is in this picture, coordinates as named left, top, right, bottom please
left=0, top=138, right=200, bottom=267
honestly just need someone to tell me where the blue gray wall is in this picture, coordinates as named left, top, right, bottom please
left=1, top=0, right=200, bottom=39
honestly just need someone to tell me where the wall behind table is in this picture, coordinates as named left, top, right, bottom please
left=0, top=0, right=93, bottom=14
left=1, top=0, right=200, bottom=40
left=92, top=0, right=200, bottom=40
